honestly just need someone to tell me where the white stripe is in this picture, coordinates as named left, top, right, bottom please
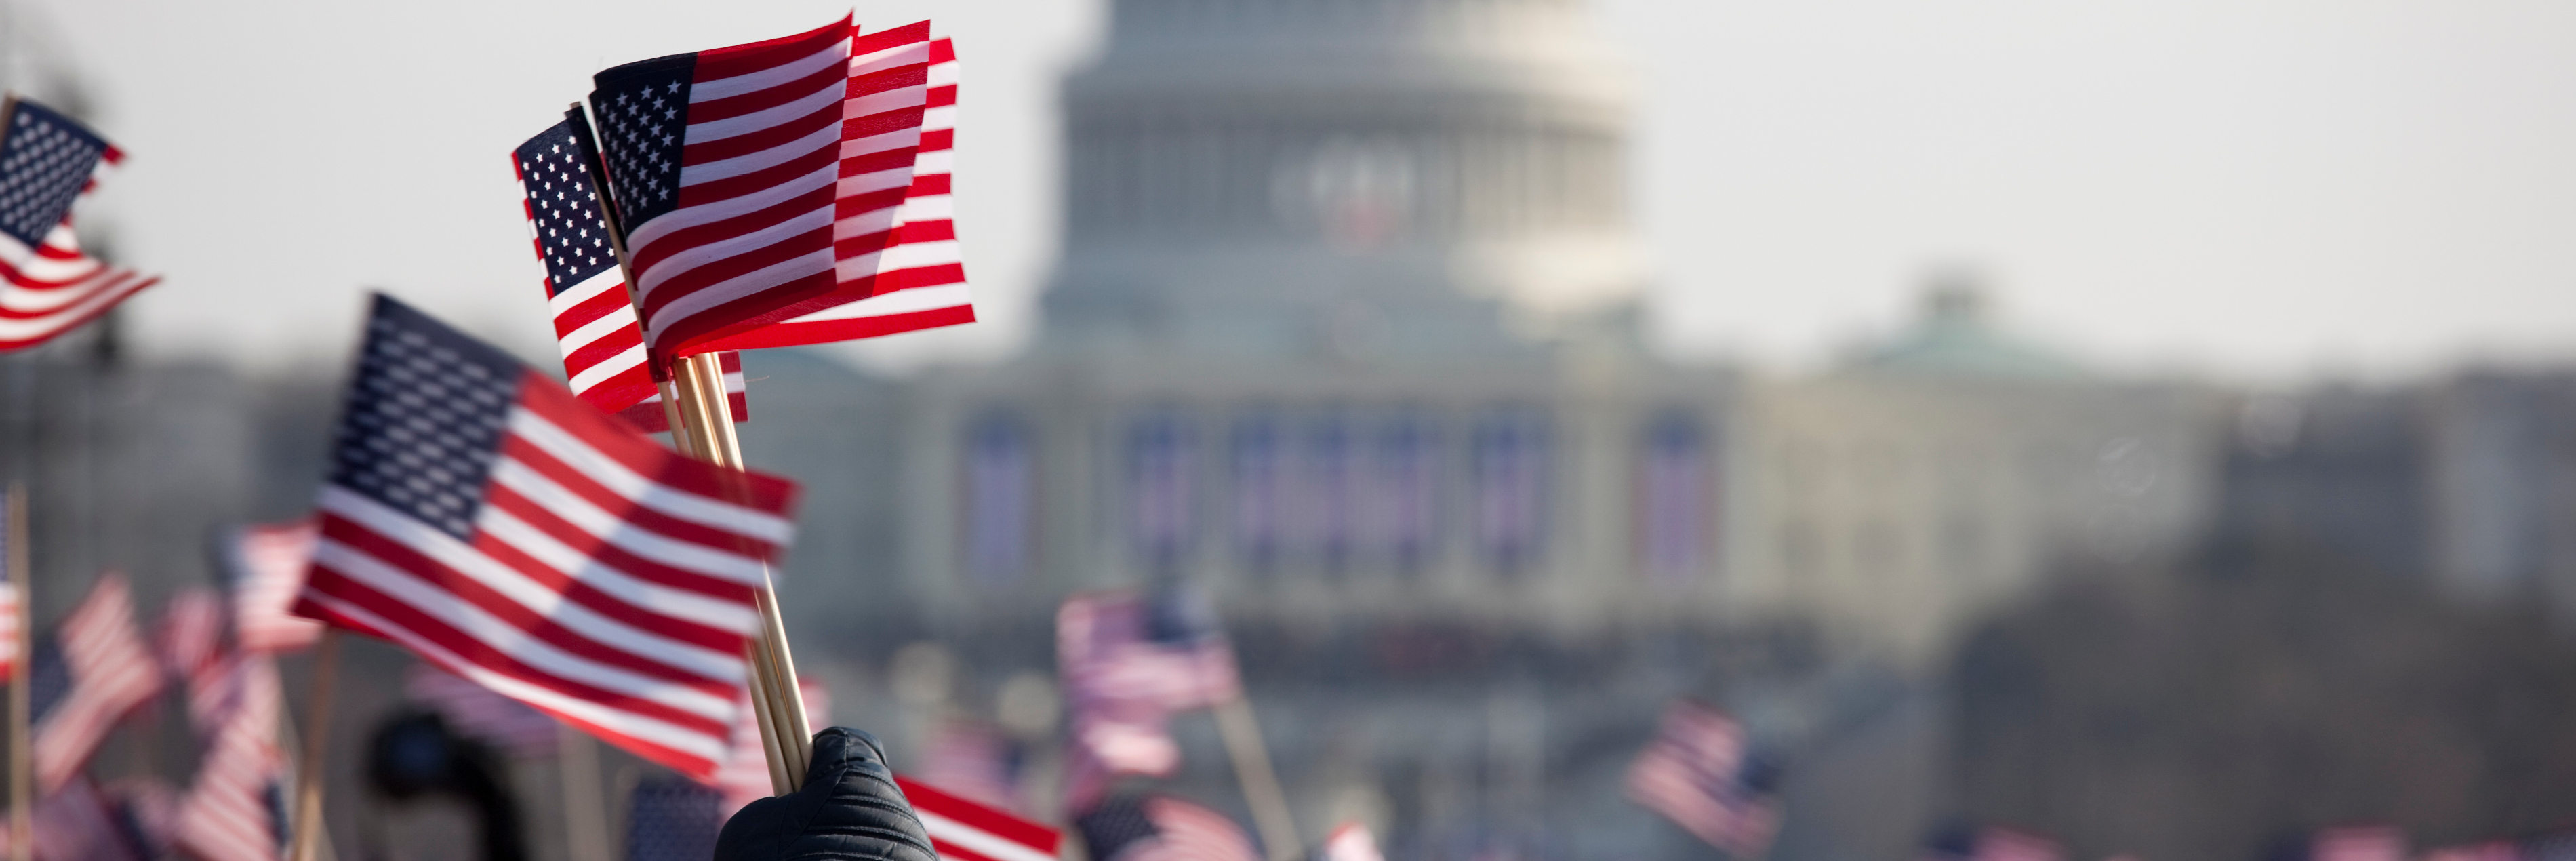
left=917, top=810, right=1055, bottom=861
left=689, top=39, right=851, bottom=103
left=845, top=85, right=928, bottom=119
left=927, top=62, right=959, bottom=87
left=896, top=194, right=954, bottom=221
left=321, top=486, right=750, bottom=674
left=626, top=163, right=837, bottom=256
left=683, top=81, right=847, bottom=145
left=922, top=105, right=958, bottom=132
left=835, top=164, right=919, bottom=197
left=504, top=408, right=797, bottom=544
left=546, top=268, right=626, bottom=315
left=851, top=41, right=931, bottom=76
left=786, top=282, right=972, bottom=323
left=306, top=525, right=736, bottom=721
left=473, top=498, right=762, bottom=639
left=682, top=123, right=843, bottom=187
left=635, top=196, right=836, bottom=300
left=840, top=127, right=923, bottom=159
left=0, top=271, right=154, bottom=342
left=558, top=305, right=639, bottom=356
left=880, top=239, right=963, bottom=271
left=481, top=452, right=770, bottom=585
left=645, top=247, right=837, bottom=335
left=912, top=149, right=954, bottom=174
left=567, top=343, right=647, bottom=393
left=295, top=590, right=731, bottom=766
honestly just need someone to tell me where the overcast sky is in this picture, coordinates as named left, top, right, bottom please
left=37, top=0, right=2576, bottom=382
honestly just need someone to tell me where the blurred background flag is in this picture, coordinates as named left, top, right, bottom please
left=1624, top=699, right=1782, bottom=858
left=402, top=664, right=559, bottom=759
left=287, top=294, right=801, bottom=781
left=895, top=775, right=1060, bottom=861
left=31, top=778, right=146, bottom=861
left=220, top=520, right=322, bottom=654
left=2312, top=826, right=2407, bottom=861
left=914, top=718, right=1020, bottom=812
left=0, top=98, right=158, bottom=353
left=151, top=586, right=222, bottom=694
left=31, top=572, right=161, bottom=792
left=1076, top=795, right=1260, bottom=861
left=1322, top=822, right=1385, bottom=861
left=1057, top=585, right=1241, bottom=809
left=621, top=777, right=723, bottom=861
left=510, top=119, right=746, bottom=433
left=171, top=654, right=287, bottom=861
left=584, top=17, right=853, bottom=362
left=1973, top=829, right=2064, bottom=861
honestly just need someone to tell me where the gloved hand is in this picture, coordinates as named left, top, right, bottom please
left=715, top=727, right=940, bottom=861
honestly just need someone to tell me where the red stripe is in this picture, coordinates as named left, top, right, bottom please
left=692, top=16, right=849, bottom=80
left=850, top=64, right=928, bottom=98
left=321, top=515, right=736, bottom=694
left=556, top=289, right=638, bottom=339
left=919, top=129, right=954, bottom=152
left=855, top=21, right=931, bottom=56
left=695, top=302, right=974, bottom=353
left=300, top=554, right=731, bottom=736
left=512, top=378, right=798, bottom=513
left=494, top=433, right=781, bottom=572
left=926, top=85, right=957, bottom=109
left=898, top=777, right=1060, bottom=855
left=630, top=178, right=830, bottom=280
left=653, top=268, right=841, bottom=356
left=895, top=220, right=957, bottom=243
left=929, top=38, right=956, bottom=64
left=845, top=107, right=928, bottom=141
left=687, top=64, right=847, bottom=125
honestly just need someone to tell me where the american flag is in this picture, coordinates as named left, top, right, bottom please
left=736, top=23, right=975, bottom=348
left=715, top=675, right=830, bottom=814
left=0, top=490, right=19, bottom=680
left=288, top=294, right=801, bottom=782
left=1058, top=586, right=1239, bottom=810
left=31, top=572, right=163, bottom=792
left=1323, top=822, right=1386, bottom=861
left=898, top=775, right=1060, bottom=861
left=1972, top=829, right=2061, bottom=861
left=30, top=778, right=148, bottom=861
left=153, top=587, right=223, bottom=691
left=220, top=519, right=324, bottom=654
left=405, top=663, right=560, bottom=758
left=914, top=719, right=1021, bottom=813
left=171, top=654, right=289, bottom=861
left=622, top=776, right=725, bottom=861
left=1624, top=700, right=1781, bottom=858
left=512, top=119, right=746, bottom=433
left=1077, top=795, right=1260, bottom=861
left=0, top=98, right=159, bottom=353
left=2312, top=826, right=2406, bottom=861
left=585, top=17, right=853, bottom=362
left=584, top=20, right=973, bottom=361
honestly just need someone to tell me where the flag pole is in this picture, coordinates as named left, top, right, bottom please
left=560, top=104, right=812, bottom=791
left=1213, top=695, right=1300, bottom=861
left=5, top=482, right=29, bottom=861
left=289, top=630, right=341, bottom=861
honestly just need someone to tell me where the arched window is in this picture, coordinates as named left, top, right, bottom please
left=962, top=414, right=1035, bottom=586
left=1473, top=407, right=1550, bottom=574
left=1127, top=411, right=1196, bottom=573
left=1639, top=412, right=1711, bottom=587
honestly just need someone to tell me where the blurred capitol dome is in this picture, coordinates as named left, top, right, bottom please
left=1041, top=0, right=1644, bottom=357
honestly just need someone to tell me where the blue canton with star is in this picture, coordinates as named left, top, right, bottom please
left=590, top=55, right=696, bottom=234
left=327, top=296, right=525, bottom=540
left=515, top=121, right=619, bottom=295
left=0, top=100, right=108, bottom=252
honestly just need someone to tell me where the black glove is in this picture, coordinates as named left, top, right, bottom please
left=715, top=727, right=941, bottom=861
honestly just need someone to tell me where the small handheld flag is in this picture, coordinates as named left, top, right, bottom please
left=897, top=776, right=1060, bottom=861
left=0, top=97, right=159, bottom=353
left=31, top=573, right=163, bottom=792
left=512, top=120, right=746, bottom=432
left=1624, top=700, right=1782, bottom=858
left=289, top=294, right=801, bottom=781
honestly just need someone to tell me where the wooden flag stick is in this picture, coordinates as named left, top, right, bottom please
left=561, top=104, right=813, bottom=793
left=1214, top=696, right=1301, bottom=861
left=7, top=483, right=29, bottom=861
left=289, top=630, right=342, bottom=861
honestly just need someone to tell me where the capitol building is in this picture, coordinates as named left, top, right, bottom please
left=735, top=1, right=2226, bottom=858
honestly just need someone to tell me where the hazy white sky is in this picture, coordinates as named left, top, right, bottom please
left=38, top=0, right=2576, bottom=382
